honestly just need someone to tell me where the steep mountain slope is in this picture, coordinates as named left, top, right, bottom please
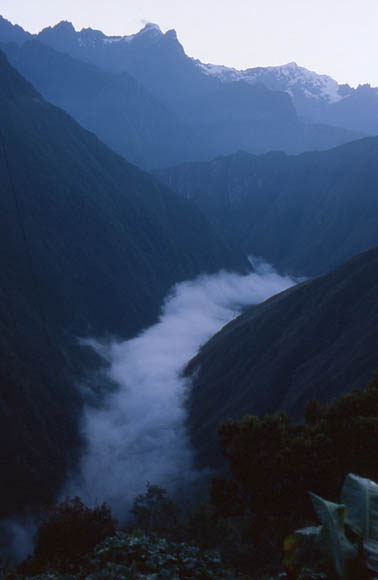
left=34, top=20, right=358, bottom=157
left=155, top=138, right=378, bottom=277
left=0, top=15, right=30, bottom=44
left=199, top=60, right=378, bottom=136
left=1, top=39, right=198, bottom=169
left=186, top=246, right=378, bottom=467
left=0, top=50, right=248, bottom=520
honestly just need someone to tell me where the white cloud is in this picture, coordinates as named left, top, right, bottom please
left=63, top=263, right=296, bottom=521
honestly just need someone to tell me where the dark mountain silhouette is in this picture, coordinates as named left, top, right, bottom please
left=185, top=245, right=378, bottom=468
left=156, top=137, right=378, bottom=277
left=0, top=49, right=248, bottom=519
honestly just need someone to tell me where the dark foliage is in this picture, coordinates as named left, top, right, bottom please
left=8, top=532, right=237, bottom=579
left=20, top=497, right=117, bottom=574
left=210, top=376, right=378, bottom=571
left=130, top=483, right=179, bottom=537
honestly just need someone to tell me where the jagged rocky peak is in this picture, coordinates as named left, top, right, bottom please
left=0, top=14, right=31, bottom=43
left=77, top=26, right=106, bottom=47
left=125, top=23, right=177, bottom=44
left=38, top=20, right=78, bottom=45
left=123, top=22, right=164, bottom=43
left=118, top=23, right=184, bottom=55
left=42, top=20, right=75, bottom=34
left=165, top=28, right=178, bottom=39
left=140, top=22, right=163, bottom=34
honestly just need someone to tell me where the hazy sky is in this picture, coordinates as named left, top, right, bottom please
left=2, top=0, right=378, bottom=86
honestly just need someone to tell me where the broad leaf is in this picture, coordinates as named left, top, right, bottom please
left=310, top=492, right=357, bottom=578
left=364, top=538, right=378, bottom=574
left=341, top=473, right=378, bottom=540
left=283, top=526, right=322, bottom=571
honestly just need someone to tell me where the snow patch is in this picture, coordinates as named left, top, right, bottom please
left=197, top=60, right=343, bottom=103
left=102, top=23, right=162, bottom=45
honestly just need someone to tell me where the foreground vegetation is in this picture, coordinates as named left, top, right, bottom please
left=5, top=532, right=237, bottom=579
left=211, top=375, right=378, bottom=571
left=3, top=376, right=378, bottom=579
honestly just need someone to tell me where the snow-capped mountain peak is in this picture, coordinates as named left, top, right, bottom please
left=197, top=60, right=343, bottom=104
left=103, top=22, right=163, bottom=45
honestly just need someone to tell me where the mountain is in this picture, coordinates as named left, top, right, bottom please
left=38, top=22, right=297, bottom=124
left=1, top=39, right=197, bottom=169
left=198, top=60, right=378, bottom=136
left=155, top=137, right=378, bottom=277
left=185, top=245, right=378, bottom=467
left=33, top=20, right=359, bottom=157
left=199, top=60, right=342, bottom=108
left=0, top=50, right=248, bottom=520
left=325, top=83, right=378, bottom=135
left=0, top=15, right=30, bottom=44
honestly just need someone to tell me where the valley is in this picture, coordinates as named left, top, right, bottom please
left=0, top=8, right=378, bottom=578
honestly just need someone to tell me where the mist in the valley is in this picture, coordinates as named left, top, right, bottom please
left=63, top=262, right=296, bottom=522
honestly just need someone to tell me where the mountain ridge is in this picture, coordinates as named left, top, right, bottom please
left=155, top=136, right=378, bottom=277
left=0, top=15, right=360, bottom=159
left=0, top=49, right=248, bottom=520
left=31, top=17, right=378, bottom=136
left=185, top=244, right=378, bottom=468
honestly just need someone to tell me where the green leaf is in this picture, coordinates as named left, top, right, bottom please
left=363, top=539, right=378, bottom=574
left=310, top=492, right=357, bottom=578
left=341, top=473, right=378, bottom=540
left=283, top=526, right=322, bottom=571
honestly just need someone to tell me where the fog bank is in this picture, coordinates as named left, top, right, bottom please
left=64, top=263, right=296, bottom=521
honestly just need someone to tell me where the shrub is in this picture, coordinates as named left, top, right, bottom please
left=211, top=375, right=378, bottom=571
left=21, top=496, right=117, bottom=573
left=130, top=482, right=179, bottom=536
left=215, top=376, right=378, bottom=521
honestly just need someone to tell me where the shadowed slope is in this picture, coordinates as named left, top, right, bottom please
left=186, top=246, right=378, bottom=467
left=0, top=50, right=248, bottom=518
left=156, top=139, right=378, bottom=276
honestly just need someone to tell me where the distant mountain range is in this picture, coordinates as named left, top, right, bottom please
left=0, top=48, right=247, bottom=519
left=186, top=245, right=378, bottom=468
left=2, top=15, right=377, bottom=138
left=0, top=15, right=366, bottom=168
left=198, top=61, right=378, bottom=135
left=156, top=137, right=378, bottom=277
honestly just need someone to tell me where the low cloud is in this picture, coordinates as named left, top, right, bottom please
left=63, top=263, right=296, bottom=521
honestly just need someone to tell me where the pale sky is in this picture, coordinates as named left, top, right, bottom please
left=2, top=0, right=378, bottom=87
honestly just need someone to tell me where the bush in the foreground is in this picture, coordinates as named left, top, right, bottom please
left=6, top=532, right=238, bottom=579
left=211, top=375, right=378, bottom=572
left=20, top=496, right=117, bottom=573
left=130, top=482, right=179, bottom=536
